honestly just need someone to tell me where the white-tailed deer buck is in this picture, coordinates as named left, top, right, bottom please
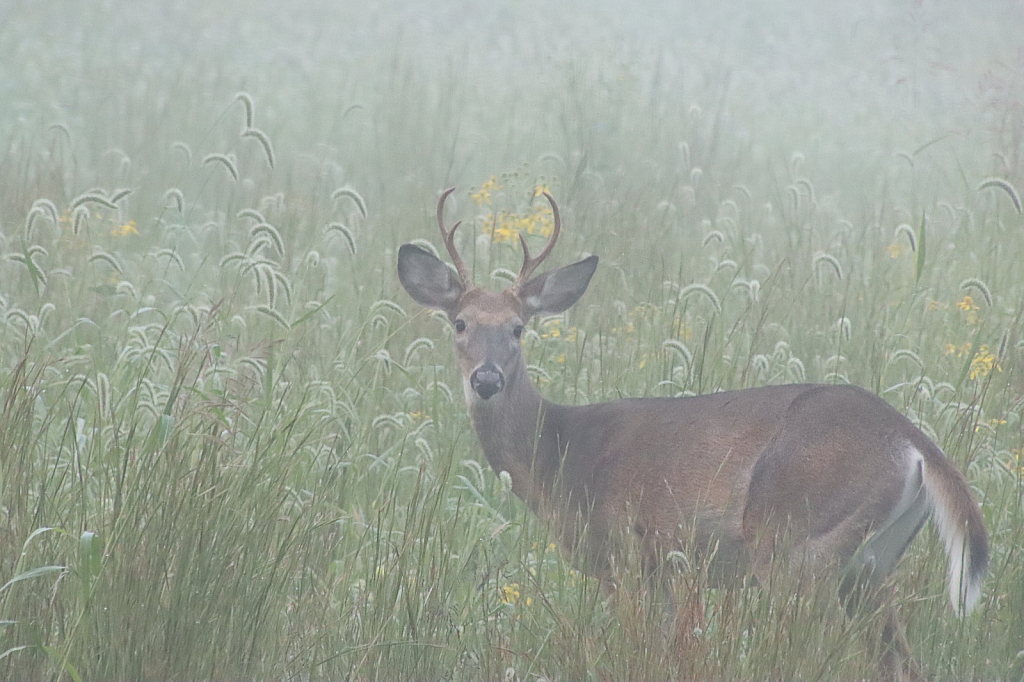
left=397, top=188, right=988, bottom=680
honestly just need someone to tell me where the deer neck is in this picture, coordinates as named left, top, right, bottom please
left=467, top=361, right=560, bottom=510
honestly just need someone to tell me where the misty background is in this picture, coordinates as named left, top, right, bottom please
left=1, top=1, right=1023, bottom=679
left=4, top=0, right=1022, bottom=219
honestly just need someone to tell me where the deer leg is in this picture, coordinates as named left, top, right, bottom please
left=841, top=573, right=923, bottom=682
left=877, top=596, right=925, bottom=682
left=642, top=550, right=708, bottom=654
left=669, top=577, right=706, bottom=651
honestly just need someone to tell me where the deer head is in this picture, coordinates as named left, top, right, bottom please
left=397, top=187, right=598, bottom=404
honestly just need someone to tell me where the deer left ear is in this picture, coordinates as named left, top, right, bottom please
left=397, top=243, right=465, bottom=316
left=518, top=255, right=598, bottom=319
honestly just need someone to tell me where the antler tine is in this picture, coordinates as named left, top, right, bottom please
left=436, top=187, right=471, bottom=284
left=512, top=191, right=562, bottom=294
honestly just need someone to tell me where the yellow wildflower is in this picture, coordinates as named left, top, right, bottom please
left=484, top=212, right=517, bottom=243
left=968, top=345, right=1000, bottom=380
left=472, top=177, right=501, bottom=206
left=499, top=577, right=532, bottom=606
left=500, top=583, right=520, bottom=604
left=944, top=343, right=970, bottom=358
left=540, top=319, right=562, bottom=339
left=472, top=188, right=491, bottom=206
left=886, top=243, right=903, bottom=258
left=957, top=295, right=981, bottom=325
left=527, top=206, right=554, bottom=237
left=1008, top=449, right=1024, bottom=476
left=956, top=295, right=979, bottom=312
left=110, top=220, right=139, bottom=237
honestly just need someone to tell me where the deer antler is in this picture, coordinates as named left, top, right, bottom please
left=512, top=191, right=561, bottom=294
left=437, top=187, right=471, bottom=285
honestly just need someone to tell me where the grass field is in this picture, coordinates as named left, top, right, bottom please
left=1, top=0, right=1023, bottom=679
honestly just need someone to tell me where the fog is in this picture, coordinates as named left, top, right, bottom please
left=2, top=2, right=1023, bottom=680
left=4, top=0, right=1021, bottom=211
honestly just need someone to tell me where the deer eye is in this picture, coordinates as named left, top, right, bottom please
left=454, top=319, right=466, bottom=333
left=512, top=324, right=524, bottom=339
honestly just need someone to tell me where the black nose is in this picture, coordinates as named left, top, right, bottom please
left=470, top=362, right=504, bottom=400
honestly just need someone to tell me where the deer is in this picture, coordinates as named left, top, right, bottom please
left=396, top=187, right=989, bottom=681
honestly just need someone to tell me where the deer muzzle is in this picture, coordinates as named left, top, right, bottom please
left=470, top=362, right=504, bottom=400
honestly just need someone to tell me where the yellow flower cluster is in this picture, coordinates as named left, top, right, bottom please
left=110, top=220, right=139, bottom=237
left=499, top=583, right=518, bottom=602
left=956, top=295, right=979, bottom=312
left=956, top=295, right=980, bottom=325
left=537, top=319, right=571, bottom=363
left=944, top=342, right=971, bottom=358
left=471, top=176, right=501, bottom=206
left=484, top=206, right=555, bottom=244
left=969, top=345, right=1000, bottom=380
left=499, top=582, right=531, bottom=606
left=538, top=318, right=577, bottom=342
left=944, top=342, right=1001, bottom=379
left=472, top=176, right=558, bottom=243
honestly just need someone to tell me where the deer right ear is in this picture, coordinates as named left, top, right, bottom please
left=397, top=243, right=465, bottom=314
left=519, top=255, right=598, bottom=319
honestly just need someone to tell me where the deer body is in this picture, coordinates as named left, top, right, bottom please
left=397, top=188, right=988, bottom=679
left=469, top=373, right=982, bottom=600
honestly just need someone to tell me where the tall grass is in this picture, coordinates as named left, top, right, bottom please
left=1, top=0, right=1023, bottom=679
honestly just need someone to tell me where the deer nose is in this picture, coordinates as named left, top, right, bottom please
left=470, top=362, right=504, bottom=400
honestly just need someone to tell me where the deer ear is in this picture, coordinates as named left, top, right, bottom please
left=397, top=244, right=465, bottom=315
left=519, top=255, right=598, bottom=319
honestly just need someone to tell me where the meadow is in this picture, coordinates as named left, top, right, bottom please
left=1, top=0, right=1022, bottom=679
